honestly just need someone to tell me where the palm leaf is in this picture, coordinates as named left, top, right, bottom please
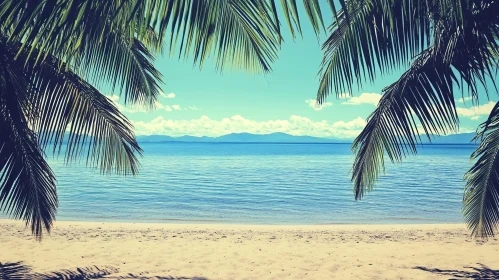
left=464, top=102, right=499, bottom=238
left=0, top=0, right=341, bottom=77
left=350, top=0, right=499, bottom=201
left=0, top=0, right=280, bottom=75
left=317, top=0, right=463, bottom=102
left=268, top=0, right=327, bottom=39
left=1, top=0, right=163, bottom=106
left=6, top=42, right=143, bottom=175
left=0, top=36, right=143, bottom=237
left=76, top=35, right=163, bottom=107
left=167, top=0, right=280, bottom=73
left=0, top=42, right=57, bottom=239
left=351, top=46, right=459, bottom=199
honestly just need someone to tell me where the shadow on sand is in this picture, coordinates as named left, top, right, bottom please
left=0, top=261, right=208, bottom=280
left=414, top=263, right=499, bottom=279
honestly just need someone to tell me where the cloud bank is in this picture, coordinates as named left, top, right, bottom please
left=132, top=115, right=366, bottom=138
left=456, top=101, right=495, bottom=120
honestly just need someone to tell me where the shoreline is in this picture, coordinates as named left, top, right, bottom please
left=4, top=218, right=467, bottom=226
left=1, top=220, right=498, bottom=279
left=0, top=219, right=469, bottom=233
left=7, top=216, right=465, bottom=226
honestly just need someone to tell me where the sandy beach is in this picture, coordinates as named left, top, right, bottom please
left=1, top=220, right=498, bottom=279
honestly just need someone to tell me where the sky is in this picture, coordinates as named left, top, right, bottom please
left=110, top=5, right=497, bottom=139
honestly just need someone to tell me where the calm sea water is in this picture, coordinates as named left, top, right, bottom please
left=44, top=143, right=474, bottom=224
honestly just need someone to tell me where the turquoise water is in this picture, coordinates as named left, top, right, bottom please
left=46, top=143, right=474, bottom=224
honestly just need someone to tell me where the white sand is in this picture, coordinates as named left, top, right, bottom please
left=1, top=220, right=498, bottom=279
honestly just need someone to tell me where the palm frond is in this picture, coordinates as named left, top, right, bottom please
left=8, top=45, right=143, bottom=175
left=0, top=0, right=280, bottom=75
left=0, top=43, right=57, bottom=239
left=464, top=102, right=499, bottom=238
left=317, top=0, right=463, bottom=102
left=268, top=0, right=328, bottom=39
left=168, top=0, right=280, bottom=73
left=350, top=0, right=499, bottom=200
left=77, top=34, right=163, bottom=106
left=1, top=0, right=163, bottom=106
left=0, top=36, right=143, bottom=237
left=351, top=46, right=459, bottom=199
left=0, top=0, right=341, bottom=77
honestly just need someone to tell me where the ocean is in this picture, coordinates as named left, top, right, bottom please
left=46, top=143, right=473, bottom=224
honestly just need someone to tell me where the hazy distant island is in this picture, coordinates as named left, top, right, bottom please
left=136, top=132, right=350, bottom=143
left=136, top=132, right=478, bottom=144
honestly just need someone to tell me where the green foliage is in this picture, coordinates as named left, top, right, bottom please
left=464, top=102, right=499, bottom=238
left=0, top=38, right=58, bottom=238
left=0, top=0, right=335, bottom=239
left=0, top=35, right=145, bottom=239
left=3, top=0, right=499, bottom=240
left=317, top=0, right=499, bottom=237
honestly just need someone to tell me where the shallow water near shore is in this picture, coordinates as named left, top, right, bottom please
left=44, top=143, right=474, bottom=224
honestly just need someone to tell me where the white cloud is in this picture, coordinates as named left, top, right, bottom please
left=341, top=92, right=381, bottom=106
left=305, top=99, right=332, bottom=111
left=331, top=117, right=366, bottom=130
left=154, top=102, right=165, bottom=110
left=456, top=101, right=495, bottom=120
left=456, top=96, right=472, bottom=103
left=132, top=115, right=366, bottom=138
left=125, top=102, right=170, bottom=113
left=171, top=105, right=181, bottom=111
left=160, top=91, right=176, bottom=98
left=108, top=95, right=176, bottom=113
left=188, top=106, right=199, bottom=111
left=108, top=95, right=127, bottom=112
left=458, top=127, right=478, bottom=133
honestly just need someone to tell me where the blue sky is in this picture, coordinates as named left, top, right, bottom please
left=111, top=6, right=497, bottom=139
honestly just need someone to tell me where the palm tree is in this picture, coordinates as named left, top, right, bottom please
left=316, top=0, right=499, bottom=238
left=0, top=0, right=334, bottom=239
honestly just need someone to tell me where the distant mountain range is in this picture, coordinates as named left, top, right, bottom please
left=136, top=132, right=478, bottom=144
left=137, top=132, right=350, bottom=143
left=422, top=132, right=477, bottom=144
